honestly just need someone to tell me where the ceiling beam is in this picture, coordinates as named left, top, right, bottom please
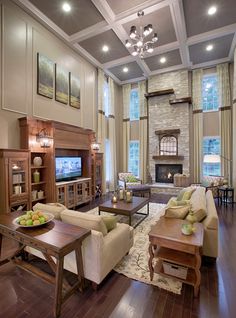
left=191, top=57, right=230, bottom=70
left=228, top=33, right=236, bottom=61
left=69, top=21, right=110, bottom=43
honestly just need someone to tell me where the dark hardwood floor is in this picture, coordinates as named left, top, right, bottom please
left=0, top=194, right=235, bottom=318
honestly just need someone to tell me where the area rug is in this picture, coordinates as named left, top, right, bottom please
left=87, top=202, right=182, bottom=295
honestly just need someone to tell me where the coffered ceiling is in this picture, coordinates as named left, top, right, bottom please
left=14, top=0, right=236, bottom=84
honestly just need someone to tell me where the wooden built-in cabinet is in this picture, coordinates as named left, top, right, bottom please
left=0, top=149, right=30, bottom=213
left=56, top=178, right=91, bottom=209
left=91, top=153, right=103, bottom=198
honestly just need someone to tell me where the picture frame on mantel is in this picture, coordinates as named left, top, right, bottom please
left=69, top=72, right=80, bottom=109
left=55, top=64, right=68, bottom=104
left=37, top=53, right=54, bottom=99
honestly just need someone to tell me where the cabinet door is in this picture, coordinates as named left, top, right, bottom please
left=75, top=182, right=83, bottom=205
left=66, top=184, right=75, bottom=208
left=83, top=181, right=91, bottom=201
left=9, top=158, right=29, bottom=200
left=57, top=185, right=66, bottom=206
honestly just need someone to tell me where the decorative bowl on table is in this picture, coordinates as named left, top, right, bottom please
left=13, top=211, right=54, bottom=228
left=181, top=223, right=194, bottom=235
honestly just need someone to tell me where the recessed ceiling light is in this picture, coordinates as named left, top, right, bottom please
left=123, top=67, right=129, bottom=73
left=62, top=2, right=71, bottom=12
left=160, top=57, right=166, bottom=64
left=208, top=6, right=217, bottom=15
left=206, top=44, right=213, bottom=51
left=102, top=45, right=109, bottom=52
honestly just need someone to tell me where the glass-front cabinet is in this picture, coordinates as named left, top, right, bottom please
left=0, top=149, right=30, bottom=213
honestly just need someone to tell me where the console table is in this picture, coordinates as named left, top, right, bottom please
left=0, top=212, right=90, bottom=317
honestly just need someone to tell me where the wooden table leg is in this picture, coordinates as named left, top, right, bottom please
left=54, top=257, right=64, bottom=318
left=148, top=243, right=154, bottom=281
left=0, top=233, right=2, bottom=259
left=194, top=249, right=202, bottom=297
left=75, top=245, right=85, bottom=292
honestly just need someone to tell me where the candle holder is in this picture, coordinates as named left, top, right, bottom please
left=119, top=188, right=124, bottom=200
left=111, top=191, right=118, bottom=203
left=125, top=189, right=133, bottom=203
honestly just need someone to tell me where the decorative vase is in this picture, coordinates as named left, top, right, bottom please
left=33, top=170, right=40, bottom=183
left=125, top=190, right=133, bottom=203
left=187, top=210, right=197, bottom=225
left=111, top=192, right=118, bottom=203
left=119, top=188, right=124, bottom=200
left=33, top=156, right=42, bottom=167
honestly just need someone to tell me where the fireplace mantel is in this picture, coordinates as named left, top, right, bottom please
left=152, top=155, right=184, bottom=160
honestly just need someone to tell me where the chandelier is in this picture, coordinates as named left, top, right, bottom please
left=125, top=11, right=158, bottom=58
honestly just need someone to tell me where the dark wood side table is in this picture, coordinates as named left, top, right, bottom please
left=0, top=212, right=90, bottom=318
left=218, top=187, right=234, bottom=206
left=148, top=217, right=204, bottom=297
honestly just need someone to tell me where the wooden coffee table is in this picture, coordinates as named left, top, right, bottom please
left=0, top=212, right=90, bottom=317
left=148, top=217, right=204, bottom=297
left=98, top=197, right=149, bottom=227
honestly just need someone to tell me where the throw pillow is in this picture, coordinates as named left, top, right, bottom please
left=101, top=215, right=117, bottom=232
left=167, top=197, right=178, bottom=207
left=188, top=186, right=207, bottom=222
left=61, top=210, right=108, bottom=236
left=165, top=205, right=190, bottom=219
left=182, top=188, right=195, bottom=200
left=126, top=175, right=138, bottom=182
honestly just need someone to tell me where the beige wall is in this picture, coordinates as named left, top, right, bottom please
left=0, top=0, right=97, bottom=149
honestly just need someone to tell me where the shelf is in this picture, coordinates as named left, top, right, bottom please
left=152, top=155, right=184, bottom=160
left=31, top=166, right=47, bottom=169
left=12, top=170, right=25, bottom=174
left=32, top=197, right=46, bottom=203
left=13, top=181, right=26, bottom=185
left=169, top=97, right=192, bottom=105
left=155, top=246, right=197, bottom=269
left=31, top=181, right=46, bottom=186
left=154, top=259, right=196, bottom=286
left=145, top=89, right=174, bottom=99
left=155, top=129, right=180, bottom=135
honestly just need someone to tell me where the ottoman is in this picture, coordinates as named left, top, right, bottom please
left=126, top=184, right=151, bottom=198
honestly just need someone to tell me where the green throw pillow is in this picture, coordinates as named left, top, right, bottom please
left=176, top=199, right=190, bottom=206
left=176, top=188, right=186, bottom=201
left=167, top=197, right=178, bottom=207
left=126, top=175, right=138, bottom=182
left=101, top=216, right=117, bottom=232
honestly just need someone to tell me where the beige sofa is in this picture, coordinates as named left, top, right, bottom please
left=26, top=203, right=134, bottom=287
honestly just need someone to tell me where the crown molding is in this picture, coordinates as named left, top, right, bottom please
left=149, top=64, right=186, bottom=76
left=120, top=76, right=147, bottom=85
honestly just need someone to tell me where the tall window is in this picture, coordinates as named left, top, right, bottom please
left=128, top=141, right=139, bottom=177
left=202, top=74, right=219, bottom=111
left=104, top=79, right=109, bottom=117
left=130, top=88, right=139, bottom=120
left=203, top=137, right=221, bottom=176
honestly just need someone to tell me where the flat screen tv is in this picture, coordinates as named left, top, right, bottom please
left=55, top=156, right=82, bottom=182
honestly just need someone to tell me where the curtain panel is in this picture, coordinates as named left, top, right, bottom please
left=97, top=69, right=106, bottom=192
left=122, top=84, right=131, bottom=171
left=217, top=63, right=232, bottom=183
left=108, top=77, right=117, bottom=191
left=192, top=69, right=203, bottom=183
left=138, top=80, right=148, bottom=183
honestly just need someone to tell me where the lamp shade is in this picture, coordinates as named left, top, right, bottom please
left=203, top=154, right=220, bottom=163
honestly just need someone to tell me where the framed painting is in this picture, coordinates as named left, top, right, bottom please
left=55, top=65, right=68, bottom=104
left=37, top=53, right=54, bottom=99
left=69, top=73, right=80, bottom=109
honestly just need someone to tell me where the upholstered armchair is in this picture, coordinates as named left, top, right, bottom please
left=191, top=175, right=225, bottom=198
left=118, top=172, right=142, bottom=189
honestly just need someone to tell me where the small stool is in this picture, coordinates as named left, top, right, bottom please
left=126, top=184, right=151, bottom=198
left=218, top=187, right=234, bottom=206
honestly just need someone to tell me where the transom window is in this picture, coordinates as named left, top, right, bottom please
left=160, top=135, right=177, bottom=156
left=130, top=88, right=139, bottom=121
left=203, top=137, right=221, bottom=176
left=202, top=74, right=219, bottom=112
left=128, top=141, right=139, bottom=177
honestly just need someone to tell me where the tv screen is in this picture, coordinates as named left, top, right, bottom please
left=55, top=157, right=82, bottom=182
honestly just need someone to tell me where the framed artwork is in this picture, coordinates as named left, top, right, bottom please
left=37, top=53, right=54, bottom=99
left=69, top=72, right=80, bottom=109
left=55, top=65, right=68, bottom=104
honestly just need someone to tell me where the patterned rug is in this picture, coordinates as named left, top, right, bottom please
left=87, top=202, right=182, bottom=295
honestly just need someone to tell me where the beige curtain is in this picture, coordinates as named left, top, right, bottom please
left=108, top=77, right=117, bottom=191
left=233, top=49, right=236, bottom=199
left=122, top=84, right=131, bottom=171
left=217, top=63, right=232, bottom=183
left=138, top=80, right=148, bottom=183
left=192, top=69, right=203, bottom=183
left=97, top=69, right=106, bottom=192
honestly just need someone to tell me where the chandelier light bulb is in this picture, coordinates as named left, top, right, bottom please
left=137, top=40, right=143, bottom=47
left=132, top=50, right=138, bottom=56
left=148, top=24, right=153, bottom=34
left=130, top=26, right=137, bottom=39
left=143, top=26, right=150, bottom=37
left=125, top=40, right=131, bottom=48
left=147, top=44, right=154, bottom=53
left=152, top=33, right=158, bottom=42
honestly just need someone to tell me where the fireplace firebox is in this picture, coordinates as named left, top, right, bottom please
left=155, top=164, right=182, bottom=183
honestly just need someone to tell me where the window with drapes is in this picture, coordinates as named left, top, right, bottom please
left=130, top=88, right=139, bottom=120
left=203, top=137, right=221, bottom=176
left=202, top=74, right=219, bottom=111
left=128, top=141, right=139, bottom=177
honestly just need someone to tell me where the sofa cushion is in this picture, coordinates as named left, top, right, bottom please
left=167, top=197, right=190, bottom=207
left=165, top=205, right=190, bottom=219
left=101, top=215, right=117, bottom=232
left=176, top=187, right=194, bottom=201
left=188, top=187, right=207, bottom=222
left=33, top=203, right=66, bottom=220
left=61, top=210, right=108, bottom=236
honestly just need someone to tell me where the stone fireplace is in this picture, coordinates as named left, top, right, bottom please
left=155, top=164, right=183, bottom=183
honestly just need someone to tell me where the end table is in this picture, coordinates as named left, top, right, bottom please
left=218, top=187, right=234, bottom=206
